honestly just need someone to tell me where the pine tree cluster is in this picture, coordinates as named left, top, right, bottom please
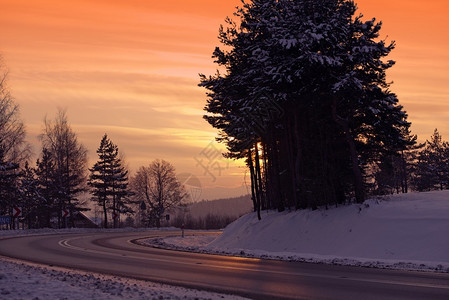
left=200, top=0, right=416, bottom=216
left=411, top=129, right=449, bottom=192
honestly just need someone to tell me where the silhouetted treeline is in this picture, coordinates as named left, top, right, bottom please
left=172, top=213, right=236, bottom=230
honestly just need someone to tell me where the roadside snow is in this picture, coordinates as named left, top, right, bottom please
left=0, top=258, right=247, bottom=300
left=147, top=190, right=449, bottom=273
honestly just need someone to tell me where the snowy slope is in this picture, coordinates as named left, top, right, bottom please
left=159, top=190, right=449, bottom=272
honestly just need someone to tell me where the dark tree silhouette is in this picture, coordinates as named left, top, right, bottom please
left=89, top=134, right=133, bottom=228
left=131, top=159, right=187, bottom=228
left=40, top=109, right=88, bottom=228
left=200, top=0, right=414, bottom=214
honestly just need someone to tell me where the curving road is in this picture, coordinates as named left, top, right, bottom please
left=1, top=230, right=449, bottom=299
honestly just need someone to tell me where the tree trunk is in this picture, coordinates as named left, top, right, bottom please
left=261, top=144, right=273, bottom=210
left=103, top=200, right=108, bottom=228
left=254, top=142, right=262, bottom=220
left=113, top=189, right=117, bottom=229
left=248, top=149, right=257, bottom=212
left=332, top=98, right=365, bottom=203
left=401, top=151, right=408, bottom=193
left=285, top=114, right=298, bottom=209
left=293, top=110, right=304, bottom=208
left=58, top=200, right=62, bottom=228
left=271, top=137, right=284, bottom=211
left=156, top=211, right=161, bottom=228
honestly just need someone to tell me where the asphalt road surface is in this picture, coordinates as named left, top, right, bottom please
left=1, top=230, right=449, bottom=299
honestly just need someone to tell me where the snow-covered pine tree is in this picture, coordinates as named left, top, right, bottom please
left=201, top=0, right=413, bottom=213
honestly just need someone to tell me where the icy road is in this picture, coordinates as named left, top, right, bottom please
left=1, top=230, right=449, bottom=300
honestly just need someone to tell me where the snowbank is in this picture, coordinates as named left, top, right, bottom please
left=0, top=258, right=247, bottom=300
left=157, top=190, right=449, bottom=272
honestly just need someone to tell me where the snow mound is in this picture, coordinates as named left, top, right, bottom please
left=160, top=191, right=449, bottom=272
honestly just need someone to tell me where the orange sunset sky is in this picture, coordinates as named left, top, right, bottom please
left=1, top=0, right=448, bottom=200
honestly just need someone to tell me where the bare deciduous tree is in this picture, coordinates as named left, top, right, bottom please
left=131, top=159, right=187, bottom=228
left=40, top=109, right=88, bottom=227
left=0, top=57, right=30, bottom=164
left=0, top=56, right=30, bottom=225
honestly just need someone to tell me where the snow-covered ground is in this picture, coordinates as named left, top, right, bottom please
left=0, top=258, right=247, bottom=300
left=148, top=190, right=449, bottom=273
